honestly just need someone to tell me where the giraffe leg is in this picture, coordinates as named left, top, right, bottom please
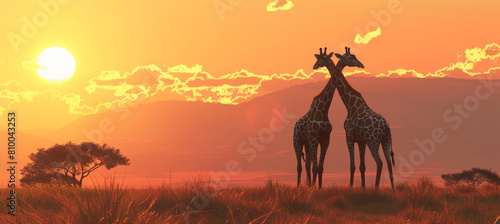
left=382, top=139, right=395, bottom=193
left=311, top=142, right=319, bottom=187
left=305, top=143, right=312, bottom=187
left=358, top=142, right=367, bottom=188
left=347, top=141, right=355, bottom=187
left=293, top=133, right=303, bottom=188
left=368, top=142, right=383, bottom=189
left=318, top=137, right=330, bottom=189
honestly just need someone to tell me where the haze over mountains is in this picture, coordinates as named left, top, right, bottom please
left=3, top=77, right=500, bottom=187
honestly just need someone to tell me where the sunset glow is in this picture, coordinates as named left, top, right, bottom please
left=0, top=0, right=498, bottom=190
left=0, top=2, right=499, bottom=222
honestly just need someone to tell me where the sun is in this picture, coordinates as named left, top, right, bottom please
left=37, top=47, right=76, bottom=83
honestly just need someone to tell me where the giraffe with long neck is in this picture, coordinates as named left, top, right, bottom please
left=293, top=47, right=364, bottom=188
left=325, top=47, right=396, bottom=192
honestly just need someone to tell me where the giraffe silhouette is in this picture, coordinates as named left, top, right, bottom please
left=293, top=47, right=364, bottom=188
left=321, top=47, right=396, bottom=192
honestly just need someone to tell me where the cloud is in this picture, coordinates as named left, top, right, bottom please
left=0, top=80, right=37, bottom=109
left=372, top=42, right=500, bottom=79
left=354, top=27, right=382, bottom=44
left=0, top=80, right=93, bottom=129
left=85, top=64, right=317, bottom=111
left=0, top=80, right=92, bottom=115
left=4, top=42, right=498, bottom=128
left=267, top=0, right=294, bottom=12
left=81, top=42, right=499, bottom=115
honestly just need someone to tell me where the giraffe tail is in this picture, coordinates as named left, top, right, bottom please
left=389, top=136, right=395, bottom=168
left=301, top=152, right=306, bottom=162
left=387, top=127, right=395, bottom=168
left=390, top=151, right=395, bottom=168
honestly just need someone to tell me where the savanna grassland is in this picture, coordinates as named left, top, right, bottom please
left=1, top=177, right=499, bottom=224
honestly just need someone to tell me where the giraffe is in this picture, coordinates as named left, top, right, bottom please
left=323, top=47, right=396, bottom=192
left=293, top=47, right=364, bottom=189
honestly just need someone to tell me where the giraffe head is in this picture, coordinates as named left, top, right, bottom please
left=313, top=47, right=334, bottom=69
left=335, top=47, right=364, bottom=69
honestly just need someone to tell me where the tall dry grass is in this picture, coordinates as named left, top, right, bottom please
left=0, top=176, right=499, bottom=223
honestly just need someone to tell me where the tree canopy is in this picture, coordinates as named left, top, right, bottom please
left=21, top=142, right=130, bottom=187
left=441, top=168, right=500, bottom=187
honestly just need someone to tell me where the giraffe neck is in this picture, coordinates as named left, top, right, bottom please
left=326, top=59, right=367, bottom=115
left=308, top=61, right=339, bottom=116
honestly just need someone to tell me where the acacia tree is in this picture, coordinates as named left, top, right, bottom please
left=441, top=168, right=500, bottom=187
left=21, top=142, right=130, bottom=187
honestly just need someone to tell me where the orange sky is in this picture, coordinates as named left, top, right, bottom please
left=0, top=0, right=499, bottom=129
